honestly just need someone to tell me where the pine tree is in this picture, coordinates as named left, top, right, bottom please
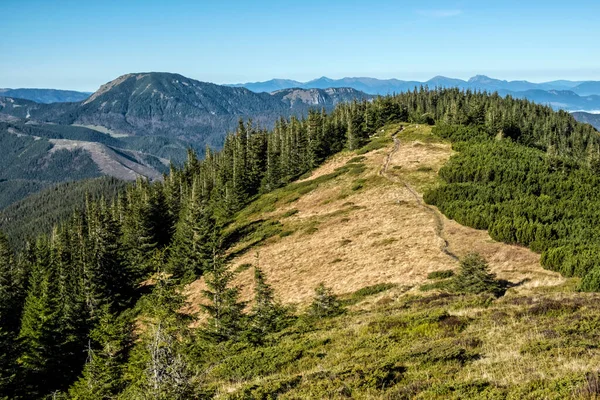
left=452, top=253, right=504, bottom=297
left=0, top=233, right=25, bottom=397
left=120, top=181, right=158, bottom=282
left=245, top=265, right=288, bottom=344
left=51, top=227, right=89, bottom=386
left=85, top=200, right=132, bottom=315
left=69, top=305, right=132, bottom=400
left=18, top=237, right=65, bottom=397
left=121, top=272, right=194, bottom=400
left=307, top=283, right=344, bottom=319
left=168, top=179, right=217, bottom=283
left=201, top=253, right=246, bottom=342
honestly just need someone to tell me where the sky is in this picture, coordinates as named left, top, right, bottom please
left=2, top=0, right=600, bottom=91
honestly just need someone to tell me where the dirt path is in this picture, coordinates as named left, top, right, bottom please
left=379, top=128, right=459, bottom=261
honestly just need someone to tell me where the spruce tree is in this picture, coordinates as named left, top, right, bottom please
left=452, top=253, right=504, bottom=297
left=121, top=272, right=194, bottom=400
left=307, top=283, right=344, bottom=319
left=69, top=305, right=132, bottom=400
left=168, top=179, right=217, bottom=283
left=18, top=237, right=64, bottom=397
left=201, top=253, right=246, bottom=342
left=120, top=181, right=158, bottom=282
left=245, top=265, right=288, bottom=344
left=0, top=233, right=25, bottom=397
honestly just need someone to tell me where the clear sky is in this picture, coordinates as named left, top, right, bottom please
left=2, top=0, right=600, bottom=91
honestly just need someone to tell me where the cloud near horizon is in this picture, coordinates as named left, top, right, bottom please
left=416, top=9, right=463, bottom=18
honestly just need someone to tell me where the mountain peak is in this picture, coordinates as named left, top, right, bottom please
left=469, top=75, right=493, bottom=82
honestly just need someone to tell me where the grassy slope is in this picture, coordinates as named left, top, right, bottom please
left=185, top=125, right=600, bottom=399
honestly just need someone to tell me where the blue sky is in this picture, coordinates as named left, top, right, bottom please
left=1, top=0, right=599, bottom=91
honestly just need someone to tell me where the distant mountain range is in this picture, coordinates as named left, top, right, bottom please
left=0, top=73, right=370, bottom=146
left=229, top=75, right=600, bottom=113
left=0, top=72, right=370, bottom=209
left=229, top=75, right=595, bottom=95
left=0, top=88, right=91, bottom=103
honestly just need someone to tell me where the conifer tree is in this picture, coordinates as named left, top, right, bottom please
left=168, top=179, right=217, bottom=282
left=0, top=233, right=25, bottom=397
left=18, top=237, right=65, bottom=397
left=452, top=253, right=504, bottom=297
left=120, top=181, right=158, bottom=282
left=201, top=252, right=246, bottom=342
left=85, top=200, right=132, bottom=314
left=69, top=305, right=132, bottom=400
left=307, top=283, right=344, bottom=319
left=121, top=271, right=194, bottom=400
left=245, top=265, right=288, bottom=344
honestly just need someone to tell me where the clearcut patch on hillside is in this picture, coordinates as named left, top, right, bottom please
left=49, top=139, right=165, bottom=181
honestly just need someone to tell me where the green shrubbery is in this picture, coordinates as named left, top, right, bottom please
left=425, top=124, right=600, bottom=291
left=452, top=253, right=505, bottom=297
left=427, top=270, right=455, bottom=280
left=306, top=283, right=345, bottom=319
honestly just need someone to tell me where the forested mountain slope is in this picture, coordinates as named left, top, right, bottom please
left=0, top=177, right=127, bottom=249
left=2, top=89, right=600, bottom=399
left=0, top=122, right=169, bottom=209
left=573, top=111, right=600, bottom=129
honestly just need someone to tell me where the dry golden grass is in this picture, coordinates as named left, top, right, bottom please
left=185, top=124, right=563, bottom=317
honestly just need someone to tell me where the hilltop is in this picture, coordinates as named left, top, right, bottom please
left=186, top=124, right=562, bottom=308
left=177, top=124, right=600, bottom=398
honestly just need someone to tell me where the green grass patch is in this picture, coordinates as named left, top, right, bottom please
left=281, top=208, right=299, bottom=218
left=351, top=178, right=366, bottom=191
left=349, top=283, right=397, bottom=303
left=347, top=156, right=366, bottom=164
left=428, top=270, right=455, bottom=280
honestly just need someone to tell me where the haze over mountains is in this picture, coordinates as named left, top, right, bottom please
left=230, top=74, right=597, bottom=95
left=231, top=75, right=600, bottom=116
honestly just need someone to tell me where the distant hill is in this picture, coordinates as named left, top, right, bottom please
left=0, top=88, right=91, bottom=103
left=230, top=78, right=304, bottom=93
left=573, top=81, right=600, bottom=97
left=572, top=111, right=600, bottom=129
left=231, top=74, right=597, bottom=95
left=501, top=90, right=600, bottom=111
